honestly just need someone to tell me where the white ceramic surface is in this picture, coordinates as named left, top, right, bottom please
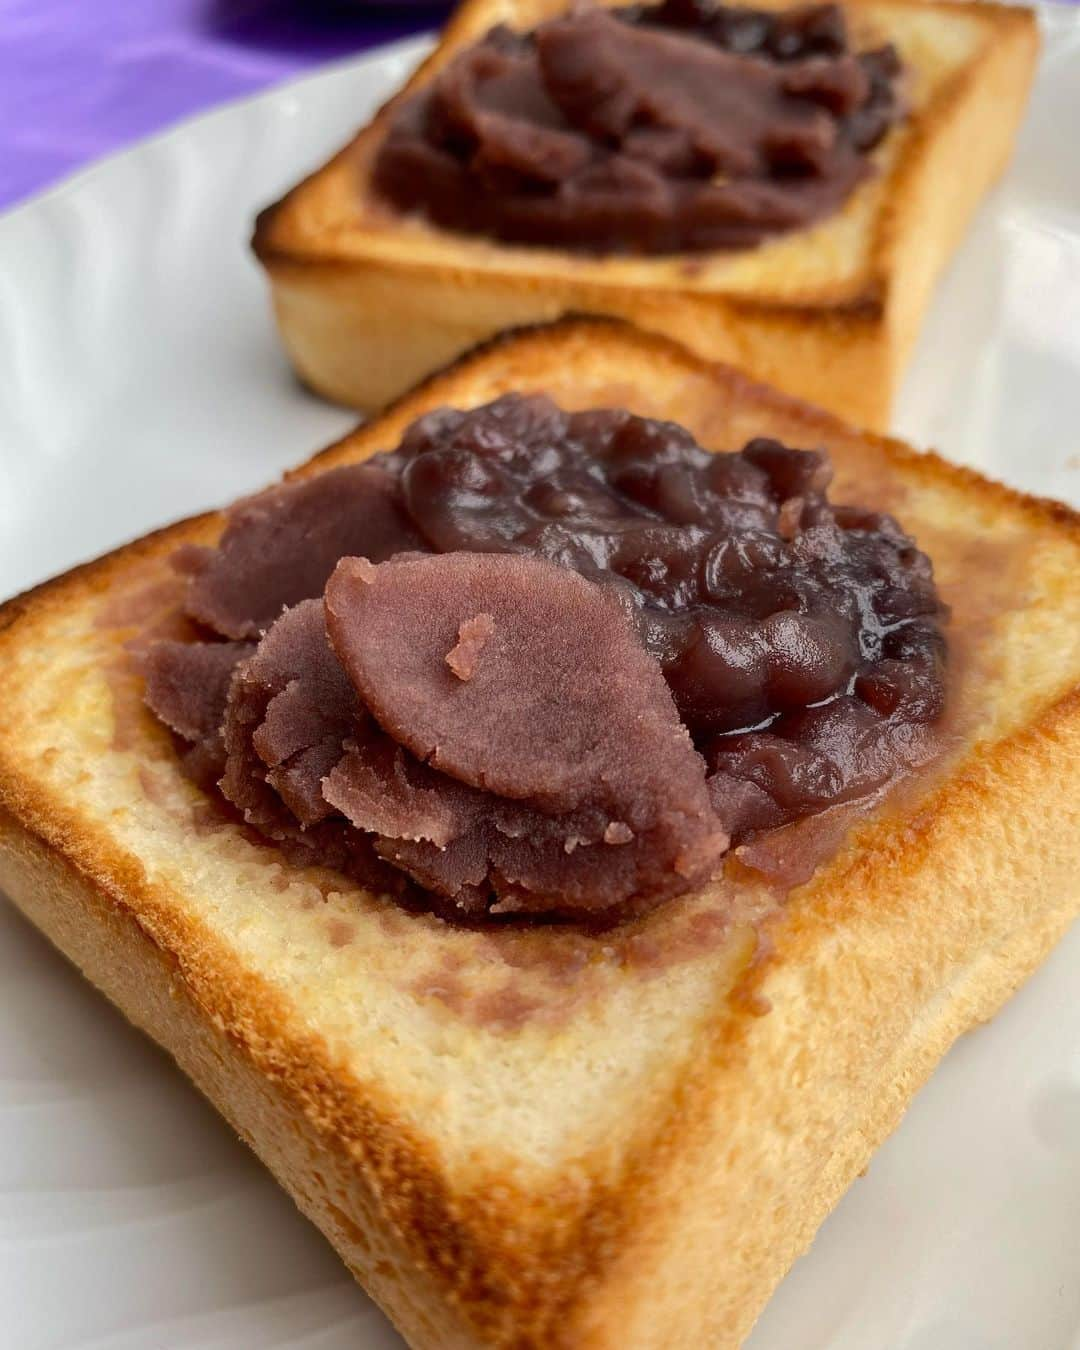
left=1, top=12, right=1078, bottom=1348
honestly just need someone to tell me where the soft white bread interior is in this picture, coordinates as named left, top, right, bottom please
left=254, top=0, right=1038, bottom=430
left=1, top=319, right=1079, bottom=1348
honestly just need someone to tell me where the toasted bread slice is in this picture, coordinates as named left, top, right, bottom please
left=1, top=319, right=1078, bottom=1349
left=253, top=0, right=1038, bottom=431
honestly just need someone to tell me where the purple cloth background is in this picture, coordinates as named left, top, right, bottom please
left=0, top=0, right=445, bottom=210
left=1, top=0, right=1066, bottom=213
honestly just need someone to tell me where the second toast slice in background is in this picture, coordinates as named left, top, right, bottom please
left=254, top=0, right=1038, bottom=430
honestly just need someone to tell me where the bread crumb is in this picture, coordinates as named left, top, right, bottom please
left=604, top=821, right=634, bottom=845
left=446, top=613, right=496, bottom=681
left=353, top=557, right=377, bottom=583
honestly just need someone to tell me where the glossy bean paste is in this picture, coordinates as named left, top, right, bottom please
left=144, top=394, right=946, bottom=921
left=372, top=0, right=905, bottom=254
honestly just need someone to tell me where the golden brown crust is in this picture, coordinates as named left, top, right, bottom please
left=584, top=690, right=1080, bottom=1344
left=0, top=817, right=490, bottom=1350
left=1, top=319, right=1079, bottom=1347
left=251, top=0, right=1038, bottom=428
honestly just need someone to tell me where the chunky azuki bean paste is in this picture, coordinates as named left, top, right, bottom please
left=143, top=394, right=946, bottom=921
left=372, top=0, right=905, bottom=254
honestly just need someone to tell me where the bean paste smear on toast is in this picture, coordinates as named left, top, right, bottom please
left=372, top=0, right=905, bottom=254
left=143, top=394, right=946, bottom=921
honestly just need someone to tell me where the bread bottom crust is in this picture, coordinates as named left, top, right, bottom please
left=264, top=260, right=895, bottom=431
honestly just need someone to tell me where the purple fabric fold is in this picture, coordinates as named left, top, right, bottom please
left=0, top=0, right=440, bottom=209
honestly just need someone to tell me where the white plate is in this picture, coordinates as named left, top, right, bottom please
left=1, top=13, right=1079, bottom=1348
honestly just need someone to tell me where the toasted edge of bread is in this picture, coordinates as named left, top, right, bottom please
left=1, top=318, right=1079, bottom=1348
left=252, top=0, right=1038, bottom=429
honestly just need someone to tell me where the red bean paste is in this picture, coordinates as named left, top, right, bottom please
left=372, top=0, right=904, bottom=255
left=143, top=394, right=946, bottom=921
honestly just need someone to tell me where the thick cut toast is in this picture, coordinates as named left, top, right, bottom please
left=253, top=0, right=1037, bottom=431
left=1, top=319, right=1079, bottom=1348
